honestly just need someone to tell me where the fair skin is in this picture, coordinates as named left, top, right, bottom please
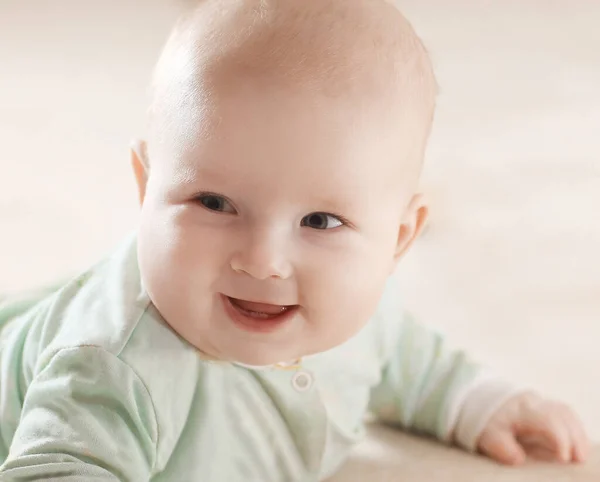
left=131, top=0, right=589, bottom=469
left=479, top=392, right=589, bottom=465
left=134, top=84, right=427, bottom=367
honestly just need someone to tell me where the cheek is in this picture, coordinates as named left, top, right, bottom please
left=302, top=235, right=396, bottom=340
left=137, top=204, right=228, bottom=312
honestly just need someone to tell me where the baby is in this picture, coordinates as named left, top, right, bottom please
left=0, top=0, right=589, bottom=480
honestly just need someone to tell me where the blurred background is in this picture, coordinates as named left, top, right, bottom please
left=1, top=0, right=599, bottom=466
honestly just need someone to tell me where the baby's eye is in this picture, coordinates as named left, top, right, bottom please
left=301, top=212, right=344, bottom=230
left=197, top=194, right=236, bottom=214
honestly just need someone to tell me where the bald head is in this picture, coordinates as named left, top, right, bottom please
left=146, top=0, right=436, bottom=177
left=161, top=0, right=431, bottom=87
left=134, top=0, right=437, bottom=366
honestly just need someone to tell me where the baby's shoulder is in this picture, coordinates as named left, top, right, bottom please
left=28, top=235, right=150, bottom=358
left=20, top=236, right=203, bottom=463
left=20, top=235, right=193, bottom=379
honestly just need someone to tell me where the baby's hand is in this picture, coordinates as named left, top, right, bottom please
left=476, top=392, right=589, bottom=465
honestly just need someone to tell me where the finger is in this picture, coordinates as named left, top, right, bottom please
left=541, top=411, right=572, bottom=463
left=479, top=430, right=527, bottom=466
left=518, top=409, right=571, bottom=463
left=562, top=409, right=590, bottom=463
left=517, top=433, right=558, bottom=462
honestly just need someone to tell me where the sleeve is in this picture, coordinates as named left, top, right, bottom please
left=0, top=346, right=158, bottom=481
left=368, top=309, right=526, bottom=451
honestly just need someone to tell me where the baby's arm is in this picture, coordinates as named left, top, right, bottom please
left=368, top=308, right=522, bottom=451
left=0, top=346, right=157, bottom=480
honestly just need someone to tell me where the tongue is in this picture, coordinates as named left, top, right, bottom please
left=230, top=298, right=288, bottom=315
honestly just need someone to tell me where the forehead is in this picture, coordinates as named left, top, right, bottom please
left=153, top=84, right=420, bottom=201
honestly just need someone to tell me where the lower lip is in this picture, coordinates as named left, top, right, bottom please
left=221, top=295, right=297, bottom=334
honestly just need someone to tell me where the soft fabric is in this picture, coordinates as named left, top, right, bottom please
left=0, top=234, right=519, bottom=481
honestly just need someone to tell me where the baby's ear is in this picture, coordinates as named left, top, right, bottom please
left=392, top=193, right=429, bottom=267
left=130, top=139, right=149, bottom=206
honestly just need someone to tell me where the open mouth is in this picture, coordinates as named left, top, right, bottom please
left=222, top=295, right=298, bottom=333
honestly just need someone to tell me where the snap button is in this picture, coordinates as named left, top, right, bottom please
left=291, top=370, right=313, bottom=392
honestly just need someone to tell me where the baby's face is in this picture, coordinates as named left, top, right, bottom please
left=136, top=83, right=421, bottom=365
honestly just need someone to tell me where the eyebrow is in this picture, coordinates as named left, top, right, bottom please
left=171, top=163, right=230, bottom=188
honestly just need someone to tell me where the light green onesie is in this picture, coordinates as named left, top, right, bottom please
left=0, top=234, right=519, bottom=481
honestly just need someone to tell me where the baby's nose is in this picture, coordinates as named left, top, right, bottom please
left=230, top=230, right=292, bottom=280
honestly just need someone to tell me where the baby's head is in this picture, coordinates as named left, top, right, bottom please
left=133, top=0, right=436, bottom=365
